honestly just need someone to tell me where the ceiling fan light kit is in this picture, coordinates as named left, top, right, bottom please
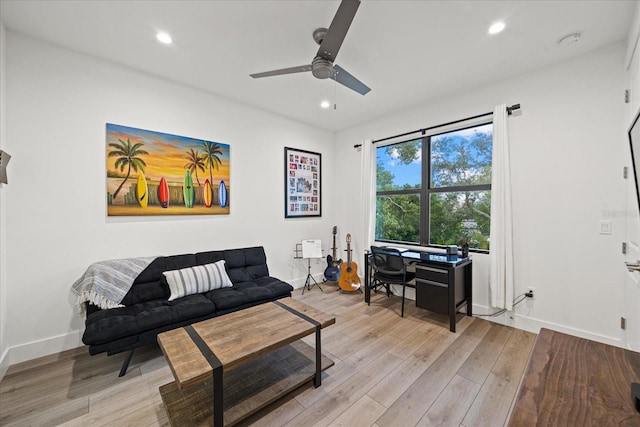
left=250, top=0, right=370, bottom=95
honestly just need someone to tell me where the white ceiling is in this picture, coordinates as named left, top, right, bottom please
left=0, top=0, right=636, bottom=132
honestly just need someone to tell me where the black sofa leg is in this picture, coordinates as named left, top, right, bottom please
left=119, top=349, right=135, bottom=377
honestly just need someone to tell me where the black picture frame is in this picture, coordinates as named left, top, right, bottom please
left=285, top=147, right=321, bottom=218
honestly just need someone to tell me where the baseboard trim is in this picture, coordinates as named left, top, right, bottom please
left=0, top=329, right=84, bottom=379
left=385, top=285, right=624, bottom=348
left=0, top=347, right=9, bottom=381
left=471, top=303, right=623, bottom=347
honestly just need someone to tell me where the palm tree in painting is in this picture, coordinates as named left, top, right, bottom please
left=201, top=141, right=223, bottom=192
left=108, top=138, right=148, bottom=201
left=184, top=148, right=206, bottom=186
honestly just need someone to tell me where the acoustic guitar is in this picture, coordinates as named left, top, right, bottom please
left=338, top=233, right=361, bottom=292
left=324, top=226, right=342, bottom=282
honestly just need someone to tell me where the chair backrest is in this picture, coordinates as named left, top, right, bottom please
left=370, top=246, right=405, bottom=276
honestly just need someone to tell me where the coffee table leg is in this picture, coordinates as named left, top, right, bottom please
left=314, top=324, right=321, bottom=388
left=213, top=365, right=223, bottom=427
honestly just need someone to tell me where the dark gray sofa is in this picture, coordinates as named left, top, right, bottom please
left=81, top=246, right=293, bottom=376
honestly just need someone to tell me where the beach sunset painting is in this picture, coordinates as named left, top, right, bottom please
left=106, top=123, right=230, bottom=216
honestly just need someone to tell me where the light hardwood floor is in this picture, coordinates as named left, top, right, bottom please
left=0, top=287, right=536, bottom=427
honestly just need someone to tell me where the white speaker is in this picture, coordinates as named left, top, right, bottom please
left=0, top=150, right=11, bottom=184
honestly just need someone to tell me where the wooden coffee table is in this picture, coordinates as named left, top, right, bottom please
left=157, top=298, right=335, bottom=427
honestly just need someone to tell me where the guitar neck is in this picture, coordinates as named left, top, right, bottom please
left=332, top=235, right=337, bottom=259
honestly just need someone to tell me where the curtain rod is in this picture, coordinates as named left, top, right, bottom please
left=353, top=103, right=520, bottom=149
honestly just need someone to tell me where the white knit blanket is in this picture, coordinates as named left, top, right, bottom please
left=71, top=257, right=156, bottom=315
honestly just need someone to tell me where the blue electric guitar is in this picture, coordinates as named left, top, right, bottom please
left=324, top=226, right=342, bottom=282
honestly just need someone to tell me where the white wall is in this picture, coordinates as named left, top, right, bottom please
left=623, top=0, right=640, bottom=351
left=0, top=19, right=8, bottom=378
left=1, top=31, right=336, bottom=366
left=336, top=42, right=628, bottom=345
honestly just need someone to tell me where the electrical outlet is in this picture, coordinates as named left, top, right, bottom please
left=526, top=287, right=535, bottom=299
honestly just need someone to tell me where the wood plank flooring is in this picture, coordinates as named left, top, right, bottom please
left=0, top=286, right=536, bottom=427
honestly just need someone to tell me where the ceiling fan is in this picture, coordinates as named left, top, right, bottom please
left=250, top=0, right=371, bottom=95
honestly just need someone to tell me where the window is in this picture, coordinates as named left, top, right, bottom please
left=375, top=122, right=492, bottom=250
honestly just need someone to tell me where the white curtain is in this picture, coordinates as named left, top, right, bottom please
left=489, top=104, right=514, bottom=310
left=360, top=139, right=375, bottom=252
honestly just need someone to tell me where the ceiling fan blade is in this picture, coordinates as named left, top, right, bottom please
left=250, top=65, right=312, bottom=78
left=332, top=64, right=370, bottom=95
left=316, top=0, right=360, bottom=62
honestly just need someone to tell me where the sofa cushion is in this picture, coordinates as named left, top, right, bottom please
left=204, top=288, right=251, bottom=310
left=204, top=276, right=293, bottom=310
left=164, top=260, right=233, bottom=301
left=227, top=247, right=269, bottom=283
left=83, top=294, right=215, bottom=345
left=252, top=276, right=296, bottom=295
left=194, top=250, right=225, bottom=266
left=196, top=247, right=269, bottom=284
left=136, top=294, right=216, bottom=330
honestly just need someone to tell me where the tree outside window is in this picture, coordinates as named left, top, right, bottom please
left=375, top=123, right=492, bottom=250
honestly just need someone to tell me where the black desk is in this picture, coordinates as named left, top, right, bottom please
left=364, top=249, right=472, bottom=332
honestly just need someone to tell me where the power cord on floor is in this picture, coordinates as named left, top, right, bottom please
left=471, top=293, right=528, bottom=317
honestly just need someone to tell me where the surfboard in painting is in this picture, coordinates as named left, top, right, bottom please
left=219, top=180, right=228, bottom=208
left=136, top=173, right=148, bottom=208
left=203, top=179, right=212, bottom=207
left=183, top=170, right=194, bottom=208
left=158, top=177, right=169, bottom=208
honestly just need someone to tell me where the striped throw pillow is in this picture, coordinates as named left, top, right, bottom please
left=163, top=260, right=233, bottom=301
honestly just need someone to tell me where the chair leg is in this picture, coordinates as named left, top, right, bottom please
left=119, top=349, right=135, bottom=377
left=401, top=284, right=406, bottom=317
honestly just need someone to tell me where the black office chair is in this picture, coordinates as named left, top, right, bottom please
left=369, top=246, right=416, bottom=317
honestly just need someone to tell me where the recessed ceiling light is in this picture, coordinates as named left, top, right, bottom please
left=488, top=22, right=505, bottom=35
left=320, top=100, right=331, bottom=109
left=156, top=32, right=173, bottom=45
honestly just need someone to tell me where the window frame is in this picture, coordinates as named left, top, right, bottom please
left=375, top=120, right=493, bottom=252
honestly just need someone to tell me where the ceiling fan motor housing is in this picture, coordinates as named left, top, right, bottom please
left=313, top=28, right=328, bottom=45
left=312, top=57, right=334, bottom=79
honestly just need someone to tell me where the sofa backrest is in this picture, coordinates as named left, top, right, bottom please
left=120, top=246, right=270, bottom=306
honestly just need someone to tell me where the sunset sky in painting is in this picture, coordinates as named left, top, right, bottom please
left=106, top=123, right=230, bottom=186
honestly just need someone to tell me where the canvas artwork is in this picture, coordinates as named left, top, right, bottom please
left=106, top=123, right=230, bottom=216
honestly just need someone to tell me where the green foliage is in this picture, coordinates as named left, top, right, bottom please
left=429, top=191, right=491, bottom=249
left=385, top=139, right=420, bottom=164
left=375, top=127, right=493, bottom=250
left=376, top=161, right=396, bottom=191
left=431, top=132, right=492, bottom=187
left=375, top=193, right=420, bottom=243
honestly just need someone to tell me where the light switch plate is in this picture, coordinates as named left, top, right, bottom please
left=599, top=220, right=612, bottom=235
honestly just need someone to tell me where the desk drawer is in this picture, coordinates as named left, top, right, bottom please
left=416, top=265, right=449, bottom=284
left=415, top=278, right=448, bottom=315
